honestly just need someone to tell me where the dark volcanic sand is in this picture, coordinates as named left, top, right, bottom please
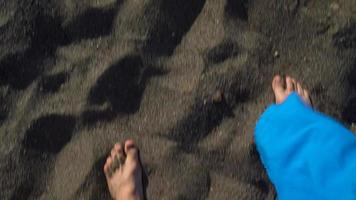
left=0, top=0, right=355, bottom=199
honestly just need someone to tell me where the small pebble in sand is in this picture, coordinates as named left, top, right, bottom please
left=212, top=90, right=223, bottom=103
left=203, top=99, right=207, bottom=105
left=273, top=51, right=279, bottom=58
left=330, top=2, right=340, bottom=12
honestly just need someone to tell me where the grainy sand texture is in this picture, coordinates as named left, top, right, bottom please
left=0, top=0, right=355, bottom=199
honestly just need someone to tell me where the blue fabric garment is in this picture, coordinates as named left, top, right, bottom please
left=255, top=92, right=356, bottom=200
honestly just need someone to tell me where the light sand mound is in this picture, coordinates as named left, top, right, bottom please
left=0, top=0, right=355, bottom=199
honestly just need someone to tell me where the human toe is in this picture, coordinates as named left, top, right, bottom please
left=272, top=75, right=284, bottom=93
left=124, top=140, right=140, bottom=168
left=303, top=89, right=311, bottom=105
left=104, top=157, right=113, bottom=178
left=286, top=76, right=295, bottom=92
left=297, top=83, right=303, bottom=95
left=111, top=143, right=124, bottom=158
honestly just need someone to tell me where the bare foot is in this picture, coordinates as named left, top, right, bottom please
left=104, top=140, right=144, bottom=200
left=272, top=75, right=311, bottom=106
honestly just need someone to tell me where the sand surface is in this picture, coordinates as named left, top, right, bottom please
left=0, top=0, right=355, bottom=199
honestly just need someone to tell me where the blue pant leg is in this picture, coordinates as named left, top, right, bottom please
left=255, top=93, right=356, bottom=200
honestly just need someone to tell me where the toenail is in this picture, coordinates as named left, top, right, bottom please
left=127, top=143, right=135, bottom=149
